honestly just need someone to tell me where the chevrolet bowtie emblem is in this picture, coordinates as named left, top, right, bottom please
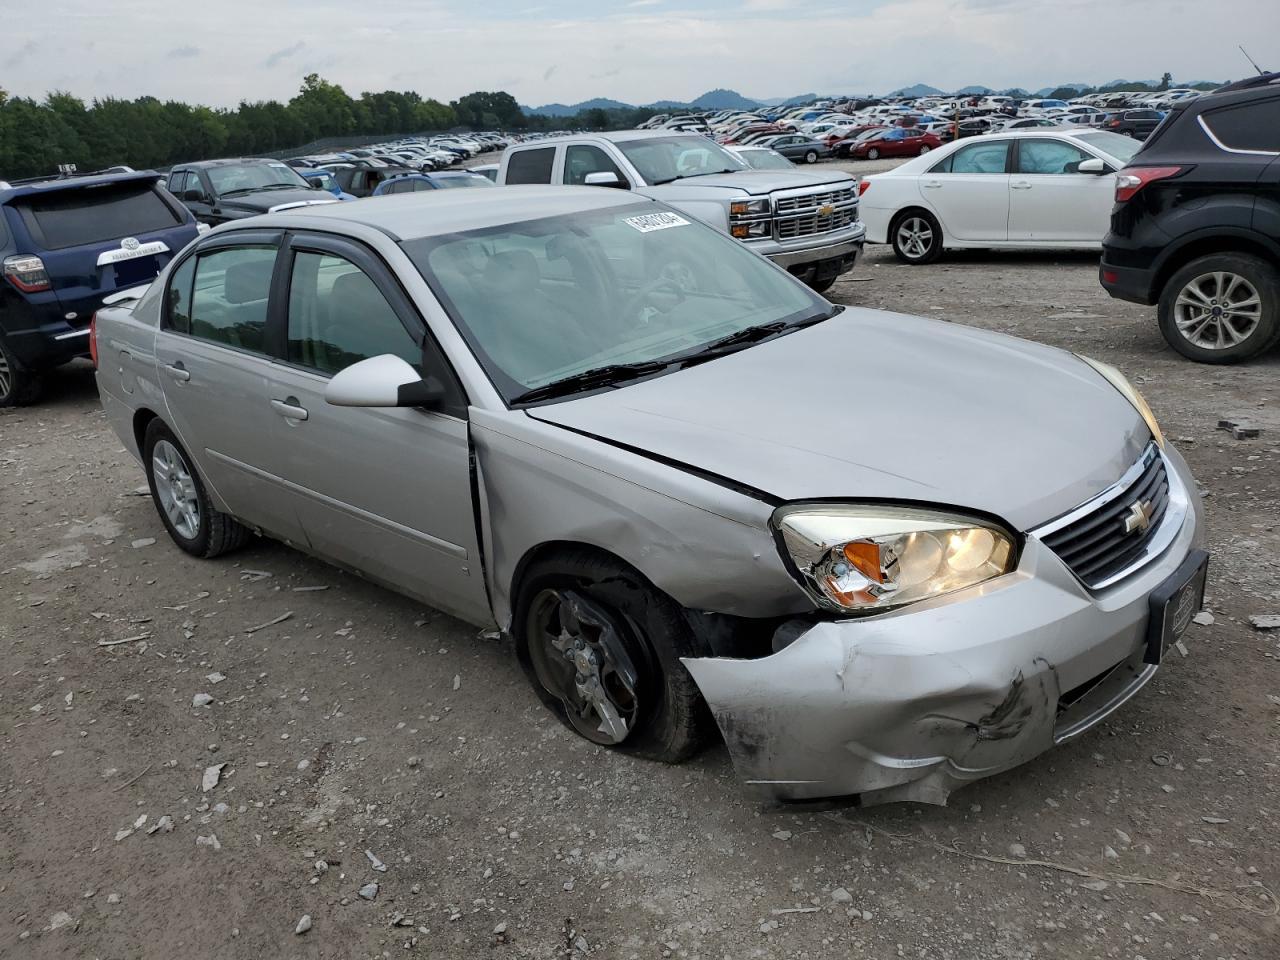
left=1123, top=499, right=1155, bottom=535
left=818, top=204, right=835, bottom=216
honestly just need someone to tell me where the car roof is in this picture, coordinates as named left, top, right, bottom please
left=511, top=130, right=709, bottom=146
left=259, top=185, right=654, bottom=241
left=0, top=169, right=163, bottom=201
left=177, top=158, right=283, bottom=169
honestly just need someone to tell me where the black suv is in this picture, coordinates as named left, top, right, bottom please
left=1101, top=109, right=1165, bottom=140
left=1, top=168, right=199, bottom=405
left=1100, top=74, right=1280, bottom=363
left=166, top=158, right=337, bottom=227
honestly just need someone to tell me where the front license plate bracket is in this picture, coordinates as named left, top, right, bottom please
left=1144, top=549, right=1209, bottom=665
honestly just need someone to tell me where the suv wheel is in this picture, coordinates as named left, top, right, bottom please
left=1158, top=253, right=1280, bottom=363
left=0, top=339, right=43, bottom=407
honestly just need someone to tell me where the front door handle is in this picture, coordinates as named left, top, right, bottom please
left=162, top=361, right=190, bottom=382
left=271, top=397, right=309, bottom=421
left=922, top=180, right=942, bottom=189
left=1011, top=180, right=1032, bottom=190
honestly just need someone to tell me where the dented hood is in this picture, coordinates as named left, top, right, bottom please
left=527, top=310, right=1150, bottom=531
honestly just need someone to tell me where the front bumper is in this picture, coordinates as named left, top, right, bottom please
left=760, top=227, right=866, bottom=271
left=683, top=446, right=1205, bottom=806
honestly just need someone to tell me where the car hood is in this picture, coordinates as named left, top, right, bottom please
left=216, top=189, right=338, bottom=214
left=527, top=310, right=1150, bottom=531
left=651, top=170, right=854, bottom=194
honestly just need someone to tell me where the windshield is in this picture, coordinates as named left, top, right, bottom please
left=433, top=176, right=494, bottom=189
left=615, top=136, right=747, bottom=185
left=1075, top=131, right=1143, bottom=164
left=738, top=149, right=794, bottom=171
left=403, top=204, right=824, bottom=403
left=208, top=162, right=310, bottom=196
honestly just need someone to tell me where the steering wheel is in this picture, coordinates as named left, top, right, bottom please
left=622, top=261, right=697, bottom=322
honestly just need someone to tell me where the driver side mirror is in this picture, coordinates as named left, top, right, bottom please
left=325, top=354, right=445, bottom=409
left=182, top=188, right=208, bottom=203
left=1076, top=157, right=1110, bottom=175
left=584, top=171, right=628, bottom=189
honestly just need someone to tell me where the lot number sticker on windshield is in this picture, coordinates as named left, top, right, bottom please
left=623, top=212, right=691, bottom=233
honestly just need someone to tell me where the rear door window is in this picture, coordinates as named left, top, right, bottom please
left=933, top=140, right=1010, bottom=174
left=505, top=147, right=556, bottom=184
left=187, top=246, right=276, bottom=353
left=15, top=181, right=185, bottom=250
left=1202, top=98, right=1280, bottom=153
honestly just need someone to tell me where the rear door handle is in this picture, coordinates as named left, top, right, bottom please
left=271, top=397, right=309, bottom=421
left=1011, top=180, right=1032, bottom=190
left=162, top=361, right=190, bottom=382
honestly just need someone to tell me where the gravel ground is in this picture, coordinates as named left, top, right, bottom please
left=3, top=192, right=1279, bottom=959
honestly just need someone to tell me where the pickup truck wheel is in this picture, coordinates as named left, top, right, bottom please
left=809, top=276, right=837, bottom=294
left=866, top=147, right=881, bottom=160
left=0, top=339, right=43, bottom=407
left=1158, top=253, right=1280, bottom=363
left=804, top=150, right=818, bottom=164
left=515, top=549, right=714, bottom=764
left=890, top=210, right=944, bottom=265
left=143, top=420, right=252, bottom=558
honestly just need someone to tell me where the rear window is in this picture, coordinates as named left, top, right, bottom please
left=505, top=148, right=556, bottom=185
left=1202, top=98, right=1280, bottom=153
left=16, top=181, right=184, bottom=251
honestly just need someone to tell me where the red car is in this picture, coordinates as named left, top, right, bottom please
left=850, top=127, right=942, bottom=160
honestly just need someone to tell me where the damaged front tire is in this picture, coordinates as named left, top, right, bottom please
left=514, top=549, right=714, bottom=763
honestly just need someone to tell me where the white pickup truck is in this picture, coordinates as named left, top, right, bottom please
left=497, top=131, right=865, bottom=292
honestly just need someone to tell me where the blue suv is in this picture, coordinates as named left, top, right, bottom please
left=0, top=168, right=199, bottom=405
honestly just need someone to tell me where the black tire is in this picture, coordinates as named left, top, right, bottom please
left=804, top=150, right=818, bottom=164
left=143, top=419, right=252, bottom=558
left=866, top=147, right=880, bottom=160
left=919, top=144, right=932, bottom=156
left=0, top=338, right=44, bottom=407
left=890, top=209, right=944, bottom=265
left=1157, top=253, right=1280, bottom=364
left=809, top=275, right=837, bottom=294
left=513, top=548, right=714, bottom=764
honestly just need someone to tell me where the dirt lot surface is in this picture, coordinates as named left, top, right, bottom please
left=3, top=188, right=1279, bottom=959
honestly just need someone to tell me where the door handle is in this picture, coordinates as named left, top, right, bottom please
left=922, top=180, right=942, bottom=189
left=271, top=397, right=309, bottom=421
left=162, top=361, right=190, bottom=382
left=1011, top=180, right=1032, bottom=189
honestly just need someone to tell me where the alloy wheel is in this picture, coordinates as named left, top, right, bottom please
left=527, top=588, right=640, bottom=745
left=152, top=439, right=201, bottom=539
left=896, top=217, right=934, bottom=260
left=1173, top=271, right=1262, bottom=350
left=0, top=350, right=11, bottom=401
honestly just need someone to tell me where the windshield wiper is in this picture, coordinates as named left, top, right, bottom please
left=649, top=168, right=742, bottom=186
left=672, top=305, right=842, bottom=365
left=510, top=358, right=677, bottom=404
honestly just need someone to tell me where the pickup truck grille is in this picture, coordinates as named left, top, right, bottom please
left=772, top=186, right=858, bottom=241
left=1037, top=445, right=1171, bottom=589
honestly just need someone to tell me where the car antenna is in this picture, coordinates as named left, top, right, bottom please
left=1239, top=45, right=1265, bottom=76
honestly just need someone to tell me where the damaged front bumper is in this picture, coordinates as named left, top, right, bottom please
left=683, top=448, right=1205, bottom=806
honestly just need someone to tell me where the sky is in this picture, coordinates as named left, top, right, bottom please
left=2, top=0, right=1276, bottom=109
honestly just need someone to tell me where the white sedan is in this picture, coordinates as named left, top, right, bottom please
left=858, top=129, right=1141, bottom=264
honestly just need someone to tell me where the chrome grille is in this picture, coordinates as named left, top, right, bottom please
left=772, top=185, right=858, bottom=240
left=1038, top=446, right=1171, bottom=589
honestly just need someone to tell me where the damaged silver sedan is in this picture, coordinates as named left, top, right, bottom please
left=94, top=187, right=1208, bottom=806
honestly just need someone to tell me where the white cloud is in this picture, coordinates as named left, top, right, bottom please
left=1, top=0, right=1273, bottom=108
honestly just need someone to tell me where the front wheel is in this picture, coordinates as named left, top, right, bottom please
left=919, top=144, right=932, bottom=155
left=514, top=549, right=713, bottom=763
left=866, top=147, right=880, bottom=160
left=890, top=210, right=944, bottom=265
left=1157, top=253, right=1280, bottom=363
left=804, top=150, right=818, bottom=164
left=0, top=339, right=43, bottom=407
left=143, top=419, right=252, bottom=558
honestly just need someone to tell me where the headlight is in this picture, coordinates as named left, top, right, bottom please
left=1077, top=355, right=1164, bottom=448
left=772, top=504, right=1016, bottom=614
left=730, top=198, right=770, bottom=217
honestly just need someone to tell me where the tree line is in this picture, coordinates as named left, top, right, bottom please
left=0, top=75, right=563, bottom=181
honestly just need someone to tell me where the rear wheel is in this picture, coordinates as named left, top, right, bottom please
left=0, top=339, right=43, bottom=407
left=890, top=210, right=944, bottom=265
left=804, top=150, right=818, bottom=164
left=514, top=549, right=713, bottom=763
left=143, top=419, right=252, bottom=558
left=1157, top=253, right=1280, bottom=363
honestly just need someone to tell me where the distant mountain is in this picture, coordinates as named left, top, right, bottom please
left=1035, top=83, right=1090, bottom=96
left=955, top=85, right=993, bottom=95
left=689, top=88, right=762, bottom=110
left=526, top=97, right=634, bottom=117
left=889, top=83, right=945, bottom=97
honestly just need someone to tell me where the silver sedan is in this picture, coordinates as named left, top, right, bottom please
left=93, top=187, right=1208, bottom=805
